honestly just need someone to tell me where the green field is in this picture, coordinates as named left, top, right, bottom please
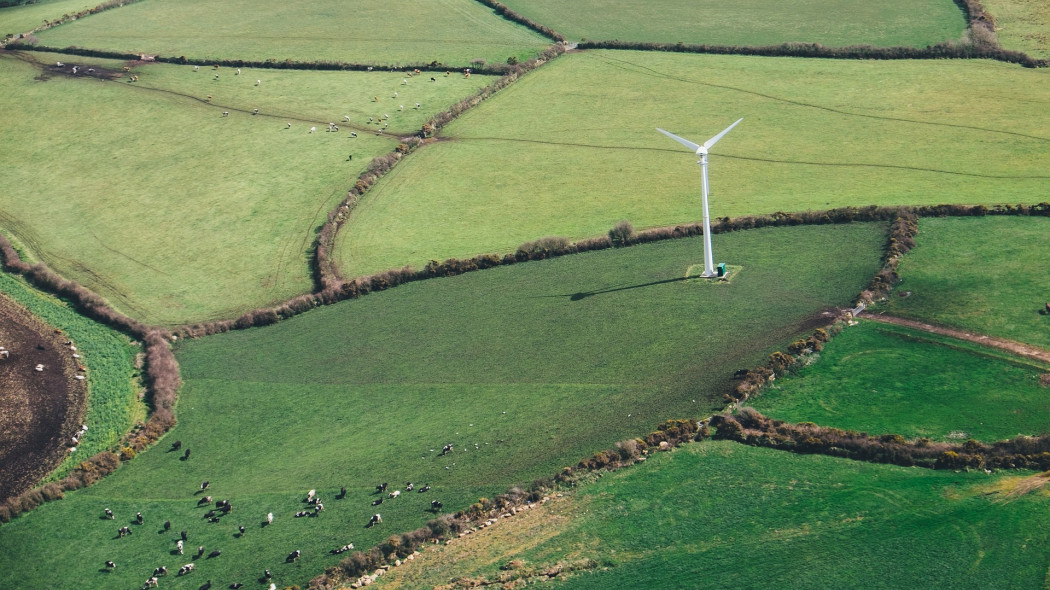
left=334, top=50, right=1050, bottom=277
left=750, top=320, right=1050, bottom=442
left=0, top=223, right=885, bottom=589
left=32, top=0, right=552, bottom=66
left=983, top=0, right=1050, bottom=60
left=883, top=216, right=1050, bottom=350
left=0, top=271, right=141, bottom=480
left=0, top=0, right=98, bottom=38
left=499, top=0, right=965, bottom=47
left=1, top=50, right=453, bottom=324
left=376, top=441, right=1050, bottom=589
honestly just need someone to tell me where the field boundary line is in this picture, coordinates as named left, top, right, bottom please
left=858, top=312, right=1050, bottom=365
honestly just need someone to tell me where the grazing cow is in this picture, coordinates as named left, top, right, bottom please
left=338, top=486, right=346, bottom=499
left=183, top=448, right=191, bottom=460
left=177, top=540, right=184, bottom=554
left=306, top=489, right=316, bottom=502
left=171, top=440, right=182, bottom=451
left=216, top=500, right=229, bottom=509
left=199, top=582, right=212, bottom=590
left=104, top=508, right=114, bottom=519
left=198, top=496, right=212, bottom=506
left=376, top=483, right=387, bottom=493
left=263, top=569, right=271, bottom=580
left=266, top=512, right=273, bottom=525
left=105, top=560, right=116, bottom=569
left=371, top=498, right=383, bottom=506
left=153, top=566, right=168, bottom=577
left=287, top=550, right=301, bottom=563
left=177, top=563, right=195, bottom=576
left=208, top=550, right=221, bottom=559
left=181, top=530, right=188, bottom=541
left=1045, top=302, right=1050, bottom=314
left=143, top=577, right=159, bottom=589
left=239, top=525, right=245, bottom=535
left=230, top=584, right=243, bottom=589
left=136, top=512, right=144, bottom=524
left=194, top=66, right=199, bottom=71
left=164, top=520, right=171, bottom=531
left=441, top=444, right=453, bottom=456
left=431, top=500, right=443, bottom=510
left=196, top=546, right=205, bottom=559
left=389, top=490, right=400, bottom=499
left=253, top=108, right=259, bottom=115
left=405, top=482, right=414, bottom=491
left=118, top=526, right=131, bottom=538
left=419, top=484, right=431, bottom=493
left=294, top=511, right=308, bottom=518
left=331, top=543, right=354, bottom=554
left=368, top=514, right=382, bottom=527
left=430, top=77, right=436, bottom=82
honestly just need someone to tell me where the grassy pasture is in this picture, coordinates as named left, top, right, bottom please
left=375, top=441, right=1050, bottom=589
left=334, top=50, right=1050, bottom=277
left=0, top=0, right=97, bottom=38
left=750, top=320, right=1050, bottom=442
left=33, top=0, right=552, bottom=66
left=498, top=0, right=965, bottom=47
left=983, top=0, right=1050, bottom=59
left=133, top=62, right=494, bottom=137
left=883, top=216, right=1050, bottom=350
left=0, top=51, right=411, bottom=325
left=0, top=271, right=141, bottom=481
left=0, top=223, right=885, bottom=589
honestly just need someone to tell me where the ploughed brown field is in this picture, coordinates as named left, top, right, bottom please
left=0, top=292, right=85, bottom=499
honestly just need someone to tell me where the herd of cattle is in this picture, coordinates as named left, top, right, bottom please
left=99, top=438, right=448, bottom=589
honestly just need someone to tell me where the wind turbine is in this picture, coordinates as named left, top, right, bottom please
left=657, top=118, right=743, bottom=278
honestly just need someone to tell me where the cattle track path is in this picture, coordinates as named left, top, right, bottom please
left=858, top=312, right=1050, bottom=365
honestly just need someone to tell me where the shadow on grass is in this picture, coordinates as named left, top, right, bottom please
left=542, top=276, right=691, bottom=301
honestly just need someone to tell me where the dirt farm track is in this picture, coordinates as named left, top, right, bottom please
left=0, top=292, right=85, bottom=500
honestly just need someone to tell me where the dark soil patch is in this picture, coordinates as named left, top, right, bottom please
left=0, top=291, right=85, bottom=500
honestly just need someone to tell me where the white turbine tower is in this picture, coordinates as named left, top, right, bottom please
left=657, top=118, right=742, bottom=278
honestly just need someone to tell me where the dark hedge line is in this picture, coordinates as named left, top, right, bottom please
left=576, top=39, right=1047, bottom=68
left=308, top=418, right=704, bottom=589
left=180, top=202, right=1050, bottom=339
left=2, top=0, right=143, bottom=40
left=471, top=0, right=566, bottom=42
left=0, top=232, right=181, bottom=524
left=5, top=43, right=562, bottom=77
left=712, top=407, right=1050, bottom=471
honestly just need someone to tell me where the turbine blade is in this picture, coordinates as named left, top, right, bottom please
left=703, top=118, right=743, bottom=150
left=656, top=128, right=701, bottom=152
